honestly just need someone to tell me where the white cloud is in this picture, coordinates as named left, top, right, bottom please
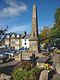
left=5, top=0, right=17, bottom=7
left=0, top=0, right=27, bottom=17
left=7, top=24, right=31, bottom=34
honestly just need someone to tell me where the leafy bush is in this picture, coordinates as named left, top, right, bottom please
left=17, top=61, right=34, bottom=70
left=12, top=68, right=29, bottom=80
left=28, top=67, right=43, bottom=80
left=11, top=61, right=43, bottom=80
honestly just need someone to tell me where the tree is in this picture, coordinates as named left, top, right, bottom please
left=50, top=8, right=60, bottom=38
left=49, top=26, right=60, bottom=39
left=49, top=8, right=60, bottom=48
left=39, top=26, right=50, bottom=44
left=55, top=8, right=60, bottom=27
left=0, top=26, right=8, bottom=46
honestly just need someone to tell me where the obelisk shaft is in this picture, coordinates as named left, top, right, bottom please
left=29, top=1, right=40, bottom=53
left=31, top=4, right=38, bottom=38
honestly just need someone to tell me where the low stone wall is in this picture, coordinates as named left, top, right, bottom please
left=0, top=74, right=11, bottom=80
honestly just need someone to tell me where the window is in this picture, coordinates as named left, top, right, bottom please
left=24, top=43, right=26, bottom=45
left=25, top=39, right=26, bottom=41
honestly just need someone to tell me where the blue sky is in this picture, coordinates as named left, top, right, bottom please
left=0, top=0, right=60, bottom=34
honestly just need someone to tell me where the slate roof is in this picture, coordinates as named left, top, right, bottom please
left=22, top=35, right=30, bottom=39
left=0, top=35, right=7, bottom=42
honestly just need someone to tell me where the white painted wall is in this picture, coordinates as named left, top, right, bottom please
left=22, top=39, right=29, bottom=48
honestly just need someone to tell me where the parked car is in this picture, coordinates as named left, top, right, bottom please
left=14, top=50, right=20, bottom=55
left=0, top=53, right=3, bottom=58
left=41, top=49, right=48, bottom=52
left=0, top=53, right=9, bottom=62
left=25, top=47, right=29, bottom=52
left=4, top=52, right=15, bottom=57
left=19, top=47, right=29, bottom=52
left=19, top=47, right=25, bottom=52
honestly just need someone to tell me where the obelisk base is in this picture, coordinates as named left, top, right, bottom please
left=29, top=40, right=39, bottom=53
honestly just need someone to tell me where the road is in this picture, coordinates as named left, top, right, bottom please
left=0, top=60, right=19, bottom=75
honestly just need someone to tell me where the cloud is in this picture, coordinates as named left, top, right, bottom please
left=0, top=0, right=27, bottom=17
left=7, top=24, right=31, bottom=34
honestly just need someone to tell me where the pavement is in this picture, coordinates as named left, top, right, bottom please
left=0, top=60, right=19, bottom=75
left=0, top=60, right=19, bottom=67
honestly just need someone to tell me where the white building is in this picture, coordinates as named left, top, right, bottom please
left=21, top=35, right=30, bottom=49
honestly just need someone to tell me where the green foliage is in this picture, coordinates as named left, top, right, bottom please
left=49, top=26, right=60, bottom=39
left=55, top=8, right=60, bottom=27
left=39, top=8, right=60, bottom=45
left=13, top=69, right=30, bottom=80
left=39, top=26, right=50, bottom=44
left=11, top=61, right=43, bottom=80
left=53, top=49, right=60, bottom=54
left=17, top=61, right=33, bottom=70
left=43, top=39, right=50, bottom=44
left=12, top=67, right=41, bottom=80
left=28, top=67, right=41, bottom=80
left=49, top=8, right=60, bottom=39
left=49, top=26, right=60, bottom=47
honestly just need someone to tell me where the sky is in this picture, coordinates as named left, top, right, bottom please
left=0, top=0, right=60, bottom=34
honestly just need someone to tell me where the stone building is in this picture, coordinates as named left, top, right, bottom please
left=4, top=33, right=21, bottom=50
left=4, top=32, right=30, bottom=50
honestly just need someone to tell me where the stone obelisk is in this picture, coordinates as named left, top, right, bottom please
left=29, top=1, right=40, bottom=53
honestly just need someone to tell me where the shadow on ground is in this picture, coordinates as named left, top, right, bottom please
left=0, top=61, right=19, bottom=75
